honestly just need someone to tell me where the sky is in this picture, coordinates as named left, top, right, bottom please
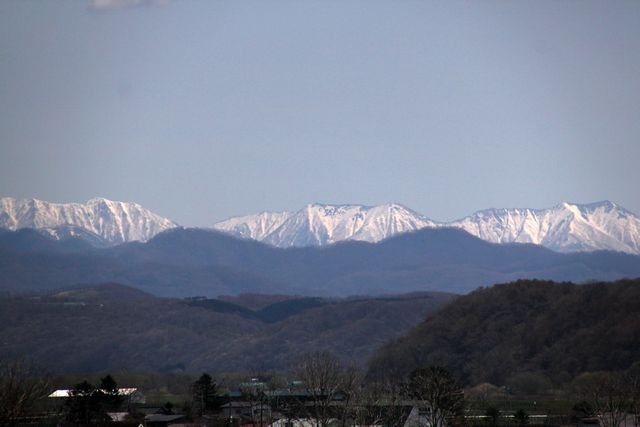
left=1, top=0, right=639, bottom=226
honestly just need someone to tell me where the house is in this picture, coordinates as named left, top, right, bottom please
left=264, top=389, right=346, bottom=409
left=48, top=387, right=145, bottom=404
left=145, top=413, right=187, bottom=427
left=270, top=418, right=340, bottom=427
left=578, top=414, right=639, bottom=427
left=107, top=412, right=130, bottom=422
left=221, top=401, right=272, bottom=420
left=403, top=406, right=428, bottom=427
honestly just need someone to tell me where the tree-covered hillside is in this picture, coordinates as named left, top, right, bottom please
left=0, top=283, right=453, bottom=373
left=368, top=279, right=640, bottom=387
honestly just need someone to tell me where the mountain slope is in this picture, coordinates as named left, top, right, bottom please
left=0, top=197, right=177, bottom=245
left=214, top=201, right=640, bottom=254
left=1, top=227, right=639, bottom=297
left=0, top=283, right=453, bottom=373
left=367, top=279, right=640, bottom=386
left=450, top=201, right=640, bottom=254
left=214, top=203, right=435, bottom=247
left=212, top=210, right=292, bottom=242
left=4, top=197, right=638, bottom=253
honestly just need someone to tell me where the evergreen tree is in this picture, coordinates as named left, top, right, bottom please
left=98, top=374, right=124, bottom=412
left=192, top=373, right=219, bottom=416
left=65, top=381, right=108, bottom=425
left=65, top=374, right=124, bottom=425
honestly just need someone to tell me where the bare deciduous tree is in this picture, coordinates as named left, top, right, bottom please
left=351, top=378, right=407, bottom=427
left=574, top=372, right=629, bottom=427
left=624, top=367, right=640, bottom=427
left=408, top=366, right=464, bottom=427
left=295, top=351, right=346, bottom=427
left=336, top=365, right=361, bottom=427
left=0, top=359, right=50, bottom=427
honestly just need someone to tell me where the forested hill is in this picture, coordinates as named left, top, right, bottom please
left=0, top=283, right=453, bottom=373
left=368, top=279, right=640, bottom=387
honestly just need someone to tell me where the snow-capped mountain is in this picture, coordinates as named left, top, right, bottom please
left=3, top=197, right=638, bottom=254
left=449, top=201, right=640, bottom=254
left=0, top=197, right=177, bottom=245
left=213, top=201, right=640, bottom=254
left=39, top=224, right=111, bottom=248
left=214, top=210, right=292, bottom=242
left=213, top=203, right=436, bottom=247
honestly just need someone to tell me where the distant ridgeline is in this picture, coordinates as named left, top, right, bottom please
left=368, top=279, right=640, bottom=387
left=213, top=200, right=640, bottom=254
left=2, top=197, right=640, bottom=254
left=0, top=283, right=452, bottom=373
left=1, top=279, right=638, bottom=383
left=0, top=227, right=639, bottom=297
left=0, top=197, right=177, bottom=245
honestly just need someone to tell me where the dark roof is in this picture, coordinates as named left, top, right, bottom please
left=264, top=390, right=313, bottom=397
left=240, top=382, right=267, bottom=388
left=264, top=389, right=346, bottom=400
left=222, top=401, right=268, bottom=408
left=226, top=391, right=243, bottom=398
left=145, top=414, right=185, bottom=422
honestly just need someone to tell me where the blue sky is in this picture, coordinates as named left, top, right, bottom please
left=1, top=0, right=639, bottom=225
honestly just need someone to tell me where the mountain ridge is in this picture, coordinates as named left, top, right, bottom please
left=1, top=197, right=639, bottom=254
left=214, top=200, right=640, bottom=254
left=0, top=282, right=454, bottom=373
left=0, top=197, right=177, bottom=245
left=1, top=226, right=639, bottom=297
left=214, top=202, right=436, bottom=247
left=367, top=278, right=640, bottom=386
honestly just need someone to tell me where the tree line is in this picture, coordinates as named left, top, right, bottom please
left=3, top=353, right=640, bottom=427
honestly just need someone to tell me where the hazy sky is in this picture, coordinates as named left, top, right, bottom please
left=1, top=0, right=639, bottom=226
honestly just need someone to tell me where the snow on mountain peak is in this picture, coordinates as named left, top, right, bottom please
left=213, top=210, right=292, bottom=241
left=213, top=202, right=436, bottom=248
left=2, top=196, right=638, bottom=255
left=0, top=197, right=177, bottom=244
left=449, top=201, right=640, bottom=254
left=214, top=201, right=640, bottom=254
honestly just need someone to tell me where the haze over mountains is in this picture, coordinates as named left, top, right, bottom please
left=1, top=225, right=639, bottom=297
left=1, top=197, right=640, bottom=255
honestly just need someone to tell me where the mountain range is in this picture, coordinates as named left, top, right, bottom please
left=1, top=226, right=639, bottom=297
left=214, top=201, right=640, bottom=254
left=1, top=278, right=638, bottom=378
left=0, top=197, right=176, bottom=245
left=213, top=203, right=436, bottom=247
left=1, top=197, right=639, bottom=255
